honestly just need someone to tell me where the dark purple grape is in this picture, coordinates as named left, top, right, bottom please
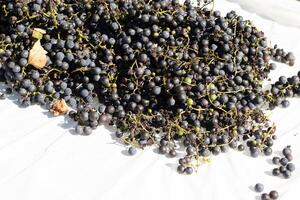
left=269, top=190, right=279, bottom=199
left=272, top=168, right=280, bottom=176
left=282, top=146, right=292, bottom=157
left=83, top=126, right=92, bottom=135
left=128, top=147, right=137, bottom=155
left=177, top=165, right=185, bottom=174
left=237, top=144, right=245, bottom=151
left=280, top=157, right=288, bottom=166
left=263, top=147, right=272, bottom=156
left=184, top=167, right=193, bottom=175
left=250, top=148, right=259, bottom=158
left=283, top=170, right=291, bottom=179
left=75, top=125, right=83, bottom=135
left=261, top=193, right=270, bottom=200
left=254, top=183, right=264, bottom=193
left=286, top=163, right=295, bottom=172
left=115, top=130, right=123, bottom=138
left=272, top=156, right=280, bottom=165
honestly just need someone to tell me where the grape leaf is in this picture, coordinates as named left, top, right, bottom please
left=28, top=40, right=47, bottom=69
left=50, top=99, right=69, bottom=116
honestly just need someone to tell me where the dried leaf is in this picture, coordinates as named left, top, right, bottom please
left=28, top=40, right=47, bottom=69
left=50, top=99, right=69, bottom=116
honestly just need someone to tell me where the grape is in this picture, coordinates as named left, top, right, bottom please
left=254, top=183, right=264, bottom=193
left=115, top=130, right=123, bottom=138
left=60, top=82, right=68, bottom=90
left=128, top=147, right=137, bottom=155
left=237, top=144, right=245, bottom=151
left=282, top=146, right=292, bottom=157
left=283, top=170, right=291, bottom=179
left=250, top=148, right=259, bottom=158
left=89, top=110, right=99, bottom=122
left=269, top=190, right=279, bottom=199
left=286, top=163, right=295, bottom=172
left=66, top=40, right=75, bottom=49
left=272, top=168, right=280, bottom=176
left=281, top=100, right=290, bottom=108
left=177, top=165, right=185, bottom=174
left=20, top=50, right=29, bottom=58
left=83, top=126, right=92, bottom=135
left=261, top=193, right=270, bottom=200
left=45, top=84, right=54, bottom=94
left=28, top=85, right=36, bottom=92
left=79, top=111, right=89, bottom=122
left=19, top=58, right=27, bottom=67
left=280, top=157, right=288, bottom=166
left=19, top=88, right=27, bottom=96
left=75, top=125, right=83, bottom=135
left=17, top=24, right=25, bottom=32
left=56, top=52, right=65, bottom=61
left=184, top=167, right=193, bottom=175
left=169, top=149, right=177, bottom=157
left=272, top=156, right=280, bottom=165
left=263, top=147, right=272, bottom=156
left=68, top=97, right=77, bottom=108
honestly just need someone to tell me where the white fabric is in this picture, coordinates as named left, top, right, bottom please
left=0, top=1, right=300, bottom=200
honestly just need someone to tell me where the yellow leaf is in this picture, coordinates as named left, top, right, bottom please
left=28, top=40, right=47, bottom=69
left=33, top=28, right=46, bottom=34
left=32, top=28, right=46, bottom=39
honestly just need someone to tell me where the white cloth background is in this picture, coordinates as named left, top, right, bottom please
left=0, top=1, right=300, bottom=200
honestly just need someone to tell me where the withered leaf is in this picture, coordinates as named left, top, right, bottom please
left=28, top=40, right=48, bottom=69
left=50, top=99, right=69, bottom=116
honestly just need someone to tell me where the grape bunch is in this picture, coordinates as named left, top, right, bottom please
left=0, top=0, right=298, bottom=174
left=272, top=146, right=295, bottom=179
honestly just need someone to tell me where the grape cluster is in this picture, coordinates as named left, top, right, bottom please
left=253, top=183, right=280, bottom=200
left=0, top=0, right=298, bottom=174
left=252, top=146, right=295, bottom=199
left=272, top=146, right=295, bottom=179
left=261, top=190, right=279, bottom=200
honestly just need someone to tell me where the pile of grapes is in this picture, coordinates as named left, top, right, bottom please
left=0, top=0, right=298, bottom=174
